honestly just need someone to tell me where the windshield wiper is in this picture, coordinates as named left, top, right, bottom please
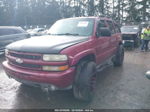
left=52, top=33, right=80, bottom=36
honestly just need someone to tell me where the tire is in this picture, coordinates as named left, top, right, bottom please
left=113, top=45, right=124, bottom=66
left=73, top=61, right=97, bottom=102
left=134, top=38, right=139, bottom=47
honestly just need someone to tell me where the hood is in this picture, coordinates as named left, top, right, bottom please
left=6, top=35, right=89, bottom=54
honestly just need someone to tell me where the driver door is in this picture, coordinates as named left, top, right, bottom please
left=95, top=20, right=111, bottom=64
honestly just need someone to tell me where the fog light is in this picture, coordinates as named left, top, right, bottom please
left=50, top=85, right=56, bottom=91
left=42, top=65, right=69, bottom=71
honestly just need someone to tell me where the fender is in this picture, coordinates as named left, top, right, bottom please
left=70, top=49, right=96, bottom=66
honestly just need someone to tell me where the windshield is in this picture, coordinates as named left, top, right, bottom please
left=121, top=26, right=139, bottom=33
left=48, top=18, right=94, bottom=36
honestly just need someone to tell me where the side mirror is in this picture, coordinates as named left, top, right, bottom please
left=100, top=28, right=111, bottom=37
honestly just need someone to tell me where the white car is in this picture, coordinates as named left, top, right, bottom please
left=27, top=28, right=45, bottom=36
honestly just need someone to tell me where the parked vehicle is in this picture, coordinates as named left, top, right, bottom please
left=121, top=25, right=141, bottom=48
left=0, top=26, right=30, bottom=55
left=26, top=29, right=33, bottom=33
left=2, top=17, right=124, bottom=101
left=27, top=28, right=45, bottom=36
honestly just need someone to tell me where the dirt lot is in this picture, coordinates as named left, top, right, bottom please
left=1, top=49, right=150, bottom=109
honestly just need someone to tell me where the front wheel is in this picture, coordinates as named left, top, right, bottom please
left=73, top=61, right=97, bottom=102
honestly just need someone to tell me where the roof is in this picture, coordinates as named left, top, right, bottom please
left=60, top=16, right=112, bottom=21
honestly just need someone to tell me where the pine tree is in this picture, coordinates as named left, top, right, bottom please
left=137, top=0, right=150, bottom=21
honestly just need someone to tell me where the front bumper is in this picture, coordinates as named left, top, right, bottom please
left=2, top=61, right=75, bottom=89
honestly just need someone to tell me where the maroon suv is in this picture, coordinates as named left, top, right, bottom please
left=2, top=17, right=124, bottom=101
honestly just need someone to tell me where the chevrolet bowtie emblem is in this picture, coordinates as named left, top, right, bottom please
left=15, top=58, right=23, bottom=64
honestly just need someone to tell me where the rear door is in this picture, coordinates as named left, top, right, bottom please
left=114, top=23, right=122, bottom=46
left=106, top=20, right=118, bottom=55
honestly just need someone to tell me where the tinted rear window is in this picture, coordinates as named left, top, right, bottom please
left=0, top=28, right=25, bottom=36
left=0, top=29, right=14, bottom=36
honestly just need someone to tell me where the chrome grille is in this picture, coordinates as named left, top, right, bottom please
left=9, top=60, right=41, bottom=69
left=9, top=52, right=41, bottom=60
left=8, top=51, right=42, bottom=70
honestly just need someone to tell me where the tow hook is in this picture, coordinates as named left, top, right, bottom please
left=41, top=85, right=57, bottom=92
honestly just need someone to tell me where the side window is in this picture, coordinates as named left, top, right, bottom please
left=99, top=20, right=107, bottom=27
left=97, top=20, right=107, bottom=37
left=0, top=29, right=14, bottom=36
left=18, top=28, right=26, bottom=33
left=106, top=21, right=115, bottom=34
left=13, top=29, right=22, bottom=34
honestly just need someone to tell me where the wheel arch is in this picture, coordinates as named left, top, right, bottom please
left=70, top=51, right=96, bottom=66
left=77, top=54, right=96, bottom=64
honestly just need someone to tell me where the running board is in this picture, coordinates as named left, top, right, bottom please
left=96, top=56, right=114, bottom=73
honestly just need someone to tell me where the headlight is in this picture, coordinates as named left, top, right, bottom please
left=42, top=65, right=69, bottom=71
left=122, top=40, right=125, bottom=44
left=43, top=54, right=68, bottom=61
left=5, top=49, right=9, bottom=55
